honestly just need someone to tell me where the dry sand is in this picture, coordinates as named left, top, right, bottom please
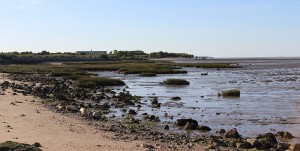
left=0, top=73, right=144, bottom=151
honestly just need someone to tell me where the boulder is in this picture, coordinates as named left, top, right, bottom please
left=225, top=128, right=241, bottom=139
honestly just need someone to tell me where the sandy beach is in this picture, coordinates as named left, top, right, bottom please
left=0, top=73, right=143, bottom=151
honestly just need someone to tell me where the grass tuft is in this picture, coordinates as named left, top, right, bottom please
left=78, top=77, right=125, bottom=88
left=219, top=89, right=240, bottom=97
left=163, top=79, right=190, bottom=85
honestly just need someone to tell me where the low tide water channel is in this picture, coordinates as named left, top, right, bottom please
left=96, top=62, right=300, bottom=143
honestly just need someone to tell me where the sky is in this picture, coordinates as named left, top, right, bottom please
left=0, top=0, right=299, bottom=58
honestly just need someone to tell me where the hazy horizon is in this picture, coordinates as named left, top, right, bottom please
left=0, top=0, right=299, bottom=58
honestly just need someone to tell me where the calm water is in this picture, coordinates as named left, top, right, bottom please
left=96, top=62, right=300, bottom=143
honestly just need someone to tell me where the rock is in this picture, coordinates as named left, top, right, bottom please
left=290, top=143, right=300, bottom=151
left=197, top=125, right=211, bottom=131
left=80, top=107, right=88, bottom=116
left=225, top=128, right=240, bottom=139
left=236, top=142, right=252, bottom=149
left=246, top=138, right=261, bottom=148
left=151, top=98, right=161, bottom=108
left=184, top=122, right=198, bottom=130
left=217, top=129, right=226, bottom=134
left=92, top=111, right=102, bottom=119
left=33, top=142, right=42, bottom=147
left=256, top=133, right=278, bottom=149
left=66, top=105, right=78, bottom=113
left=142, top=144, right=154, bottom=149
left=128, top=109, right=137, bottom=115
left=171, top=96, right=181, bottom=101
left=164, top=125, right=169, bottom=130
left=277, top=131, right=294, bottom=139
left=175, top=119, right=198, bottom=127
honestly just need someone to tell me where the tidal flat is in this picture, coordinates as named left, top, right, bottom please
left=1, top=58, right=300, bottom=150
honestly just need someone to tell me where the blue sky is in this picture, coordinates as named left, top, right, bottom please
left=0, top=0, right=299, bottom=57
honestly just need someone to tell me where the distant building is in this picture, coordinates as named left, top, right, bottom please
left=76, top=50, right=107, bottom=55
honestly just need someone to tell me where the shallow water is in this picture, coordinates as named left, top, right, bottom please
left=96, top=63, right=300, bottom=143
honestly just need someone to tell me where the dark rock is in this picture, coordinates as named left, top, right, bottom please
left=218, top=129, right=226, bottom=134
left=164, top=125, right=169, bottom=130
left=197, top=125, right=211, bottom=131
left=175, top=119, right=198, bottom=127
left=128, top=109, right=137, bottom=115
left=171, top=96, right=181, bottom=101
left=33, top=142, right=42, bottom=147
left=225, top=128, right=240, bottom=139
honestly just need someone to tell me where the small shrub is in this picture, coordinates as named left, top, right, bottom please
left=78, top=77, right=125, bottom=88
left=163, top=79, right=190, bottom=85
left=220, top=89, right=240, bottom=97
left=139, top=72, right=157, bottom=77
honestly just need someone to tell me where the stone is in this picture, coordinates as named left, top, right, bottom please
left=225, top=128, right=240, bottom=139
left=184, top=122, right=198, bottom=130
left=66, top=105, right=78, bottom=113
left=175, top=119, right=198, bottom=127
left=197, top=125, right=211, bottom=131
left=128, top=109, right=137, bottom=115
left=92, top=111, right=102, bottom=119
left=164, top=125, right=169, bottom=130
left=80, top=107, right=88, bottom=116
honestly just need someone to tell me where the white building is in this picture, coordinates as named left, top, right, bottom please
left=76, top=50, right=107, bottom=55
